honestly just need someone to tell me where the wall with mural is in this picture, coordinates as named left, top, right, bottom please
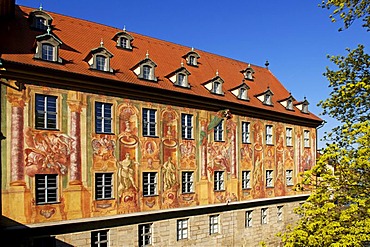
left=1, top=84, right=316, bottom=224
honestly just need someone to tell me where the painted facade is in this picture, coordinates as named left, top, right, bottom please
left=0, top=3, right=322, bottom=246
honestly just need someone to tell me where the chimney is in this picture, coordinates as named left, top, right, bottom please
left=0, top=0, right=15, bottom=19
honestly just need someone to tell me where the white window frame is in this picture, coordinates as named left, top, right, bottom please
left=182, top=171, right=194, bottom=194
left=241, top=122, right=251, bottom=143
left=139, top=223, right=152, bottom=246
left=266, top=125, right=273, bottom=145
left=304, top=130, right=310, bottom=148
left=95, top=102, right=113, bottom=134
left=177, top=218, right=189, bottom=240
left=181, top=113, right=193, bottom=139
left=286, top=127, right=293, bottom=147
left=213, top=81, right=221, bottom=94
left=96, top=55, right=107, bottom=71
left=214, top=120, right=224, bottom=142
left=264, top=94, right=272, bottom=105
left=35, top=174, right=58, bottom=204
left=261, top=208, right=268, bottom=225
left=41, top=43, right=54, bottom=61
left=245, top=210, right=253, bottom=228
left=143, top=172, right=157, bottom=196
left=286, top=170, right=293, bottom=186
left=35, top=94, right=58, bottom=130
left=142, top=108, right=157, bottom=137
left=91, top=230, right=109, bottom=247
left=277, top=206, right=283, bottom=222
left=214, top=171, right=225, bottom=191
left=95, top=173, right=113, bottom=200
left=209, top=215, right=219, bottom=235
left=266, top=170, right=274, bottom=188
left=242, top=171, right=251, bottom=189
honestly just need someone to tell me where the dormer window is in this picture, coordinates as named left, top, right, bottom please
left=295, top=97, right=310, bottom=114
left=278, top=94, right=295, bottom=111
left=230, top=81, right=250, bottom=101
left=34, top=29, right=62, bottom=63
left=241, top=64, right=255, bottom=81
left=255, top=87, right=274, bottom=106
left=29, top=7, right=53, bottom=31
left=132, top=53, right=157, bottom=81
left=113, top=29, right=134, bottom=50
left=85, top=41, right=114, bottom=72
left=183, top=48, right=200, bottom=67
left=203, top=73, right=224, bottom=95
left=167, top=65, right=191, bottom=88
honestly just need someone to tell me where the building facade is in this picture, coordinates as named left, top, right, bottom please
left=0, top=2, right=323, bottom=247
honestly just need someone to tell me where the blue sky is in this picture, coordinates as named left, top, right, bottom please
left=16, top=0, right=368, bottom=148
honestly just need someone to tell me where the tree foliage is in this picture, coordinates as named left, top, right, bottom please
left=319, top=0, right=370, bottom=31
left=279, top=1, right=370, bottom=246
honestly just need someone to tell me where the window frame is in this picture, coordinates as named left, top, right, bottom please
left=266, top=170, right=274, bottom=188
left=214, top=119, right=224, bottom=142
left=265, top=125, right=273, bottom=145
left=304, top=130, right=310, bottom=148
left=35, top=174, right=58, bottom=205
left=181, top=113, right=193, bottom=139
left=142, top=108, right=157, bottom=137
left=245, top=210, right=253, bottom=228
left=209, top=214, right=220, bottom=235
left=286, top=169, right=293, bottom=186
left=143, top=172, right=158, bottom=196
left=181, top=171, right=194, bottom=194
left=214, top=171, right=225, bottom=191
left=241, top=170, right=251, bottom=189
left=95, top=102, right=113, bottom=134
left=264, top=93, right=272, bottom=105
left=277, top=206, right=283, bottom=222
left=241, top=121, right=251, bottom=144
left=35, top=94, right=58, bottom=130
left=41, top=43, right=54, bottom=61
left=138, top=223, right=152, bottom=246
left=286, top=127, right=293, bottom=147
left=95, top=55, right=107, bottom=71
left=91, top=230, right=109, bottom=247
left=261, top=208, right=268, bottom=225
left=177, top=218, right=189, bottom=241
left=95, top=173, right=114, bottom=200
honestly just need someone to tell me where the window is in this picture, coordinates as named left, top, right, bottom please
left=143, top=65, right=152, bottom=80
left=238, top=87, right=249, bottom=100
left=209, top=215, right=219, bottom=234
left=264, top=94, right=272, bottom=105
left=304, top=130, right=310, bottom=147
left=119, top=37, right=128, bottom=48
left=266, top=125, right=273, bottom=145
left=242, top=122, right=251, bottom=143
left=182, top=171, right=194, bottom=193
left=41, top=43, right=54, bottom=61
left=277, top=206, right=283, bottom=222
left=35, top=16, right=47, bottom=30
left=286, top=127, right=293, bottom=147
left=95, top=102, right=112, bottom=134
left=266, top=170, right=274, bottom=187
left=178, top=73, right=186, bottom=86
left=142, top=108, right=157, bottom=136
left=286, top=170, right=293, bottom=186
left=185, top=49, right=200, bottom=66
left=286, top=99, right=294, bottom=110
left=35, top=94, right=57, bottom=129
left=242, top=171, right=251, bottom=189
left=177, top=219, right=189, bottom=240
left=91, top=230, right=109, bottom=247
left=214, top=120, right=224, bottom=142
left=302, top=104, right=309, bottom=113
left=35, top=174, right=58, bottom=204
left=139, top=223, right=152, bottom=246
left=96, top=55, right=107, bottom=71
left=143, top=172, right=157, bottom=196
left=95, top=173, right=113, bottom=200
left=214, top=171, right=225, bottom=191
left=181, top=114, right=193, bottom=139
left=245, top=210, right=253, bottom=228
left=213, top=81, right=221, bottom=94
left=261, top=208, right=268, bottom=224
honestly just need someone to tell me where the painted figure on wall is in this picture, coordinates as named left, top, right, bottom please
left=25, top=128, right=74, bottom=177
left=162, top=156, right=177, bottom=190
left=117, top=152, right=138, bottom=194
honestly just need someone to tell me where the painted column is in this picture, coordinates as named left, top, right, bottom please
left=67, top=95, right=83, bottom=185
left=8, top=93, right=26, bottom=186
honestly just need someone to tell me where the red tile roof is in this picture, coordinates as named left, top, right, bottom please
left=0, top=5, right=322, bottom=124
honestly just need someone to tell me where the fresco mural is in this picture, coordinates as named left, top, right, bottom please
left=1, top=85, right=317, bottom=224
